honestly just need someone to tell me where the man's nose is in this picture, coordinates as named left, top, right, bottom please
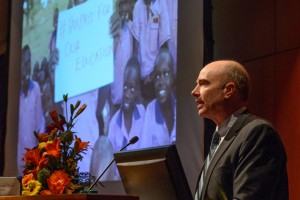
left=191, top=85, right=199, bottom=96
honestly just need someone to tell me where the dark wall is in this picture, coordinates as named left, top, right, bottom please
left=0, top=0, right=10, bottom=176
left=212, top=0, right=300, bottom=199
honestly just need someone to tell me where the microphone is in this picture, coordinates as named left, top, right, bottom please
left=86, top=136, right=139, bottom=192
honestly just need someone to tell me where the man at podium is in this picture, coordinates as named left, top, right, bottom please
left=192, top=60, right=288, bottom=200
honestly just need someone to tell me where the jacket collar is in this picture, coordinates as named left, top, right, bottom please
left=201, top=109, right=253, bottom=199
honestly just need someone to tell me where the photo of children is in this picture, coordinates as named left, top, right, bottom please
left=19, top=0, right=178, bottom=180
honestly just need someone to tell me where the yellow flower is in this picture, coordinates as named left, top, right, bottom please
left=22, top=180, right=42, bottom=196
left=38, top=142, right=46, bottom=150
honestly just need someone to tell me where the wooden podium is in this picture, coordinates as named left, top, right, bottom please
left=0, top=194, right=139, bottom=200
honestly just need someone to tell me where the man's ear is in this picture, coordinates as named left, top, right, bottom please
left=224, top=82, right=235, bottom=99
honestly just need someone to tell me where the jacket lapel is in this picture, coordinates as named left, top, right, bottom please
left=201, top=110, right=252, bottom=199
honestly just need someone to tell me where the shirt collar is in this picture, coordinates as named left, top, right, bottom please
left=216, top=107, right=247, bottom=137
left=155, top=94, right=176, bottom=124
left=20, top=80, right=34, bottom=96
left=116, top=104, right=141, bottom=128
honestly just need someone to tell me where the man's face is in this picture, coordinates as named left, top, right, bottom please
left=191, top=63, right=226, bottom=120
left=122, top=66, right=139, bottom=113
left=21, top=49, right=31, bottom=87
left=154, top=62, right=174, bottom=104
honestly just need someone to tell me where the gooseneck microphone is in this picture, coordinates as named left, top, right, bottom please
left=86, top=136, right=139, bottom=192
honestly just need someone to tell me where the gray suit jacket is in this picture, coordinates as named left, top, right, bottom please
left=196, top=111, right=288, bottom=200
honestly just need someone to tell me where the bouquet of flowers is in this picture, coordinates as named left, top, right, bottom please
left=21, top=94, right=93, bottom=195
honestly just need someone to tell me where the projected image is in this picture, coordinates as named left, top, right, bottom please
left=19, top=0, right=178, bottom=180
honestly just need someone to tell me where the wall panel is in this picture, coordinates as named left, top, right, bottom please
left=276, top=0, right=300, bottom=51
left=244, top=57, right=275, bottom=123
left=274, top=49, right=300, bottom=200
left=212, top=0, right=275, bottom=61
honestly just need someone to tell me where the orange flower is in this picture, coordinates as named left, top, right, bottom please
left=47, top=170, right=71, bottom=194
left=43, top=138, right=61, bottom=158
left=22, top=173, right=34, bottom=185
left=40, top=190, right=52, bottom=195
left=74, top=135, right=89, bottom=154
left=23, top=148, right=41, bottom=167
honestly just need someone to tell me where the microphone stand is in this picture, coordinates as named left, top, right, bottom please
left=87, top=157, right=115, bottom=191
left=82, top=137, right=138, bottom=193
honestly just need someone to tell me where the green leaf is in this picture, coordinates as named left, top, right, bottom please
left=33, top=131, right=39, bottom=140
left=74, top=100, right=81, bottom=109
left=59, top=114, right=66, bottom=121
left=60, top=131, right=74, bottom=143
left=71, top=104, right=75, bottom=115
left=63, top=94, right=68, bottom=102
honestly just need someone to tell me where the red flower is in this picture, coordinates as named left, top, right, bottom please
left=46, top=124, right=56, bottom=133
left=49, top=110, right=59, bottom=124
left=38, top=156, right=49, bottom=168
left=23, top=147, right=46, bottom=176
left=23, top=148, right=41, bottom=167
left=35, top=132, right=49, bottom=143
left=47, top=110, right=65, bottom=132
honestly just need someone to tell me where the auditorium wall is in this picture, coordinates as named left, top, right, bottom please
left=211, top=0, right=300, bottom=199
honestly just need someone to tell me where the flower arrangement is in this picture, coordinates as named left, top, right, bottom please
left=21, top=94, right=94, bottom=195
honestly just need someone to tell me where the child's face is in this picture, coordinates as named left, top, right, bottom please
left=122, top=66, right=140, bottom=112
left=38, top=70, right=46, bottom=83
left=21, top=49, right=31, bottom=86
left=118, top=0, right=131, bottom=20
left=53, top=10, right=58, bottom=28
left=154, top=61, right=174, bottom=104
left=143, top=0, right=152, bottom=6
left=74, top=0, right=86, bottom=6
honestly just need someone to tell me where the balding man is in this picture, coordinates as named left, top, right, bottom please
left=192, top=60, right=288, bottom=200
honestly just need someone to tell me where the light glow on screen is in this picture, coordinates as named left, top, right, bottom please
left=55, top=0, right=114, bottom=102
